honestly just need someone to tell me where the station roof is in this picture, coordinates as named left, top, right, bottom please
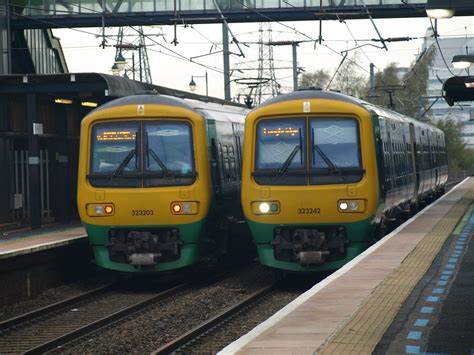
left=0, top=73, right=244, bottom=107
left=443, top=76, right=474, bottom=106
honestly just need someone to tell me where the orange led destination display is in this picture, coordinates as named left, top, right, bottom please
left=97, top=131, right=136, bottom=141
left=263, top=127, right=300, bottom=137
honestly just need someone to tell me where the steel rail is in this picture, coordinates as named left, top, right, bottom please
left=152, top=284, right=275, bottom=355
left=23, top=283, right=188, bottom=354
left=0, top=283, right=113, bottom=331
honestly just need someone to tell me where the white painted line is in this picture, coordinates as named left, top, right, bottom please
left=219, top=177, right=470, bottom=354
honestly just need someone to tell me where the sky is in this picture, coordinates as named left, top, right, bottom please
left=52, top=15, right=474, bottom=100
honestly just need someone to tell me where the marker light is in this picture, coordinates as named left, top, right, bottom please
left=339, top=202, right=349, bottom=211
left=86, top=203, right=115, bottom=217
left=338, top=200, right=366, bottom=213
left=171, top=202, right=198, bottom=215
left=349, top=201, right=359, bottom=211
left=259, top=202, right=270, bottom=213
left=251, top=201, right=280, bottom=215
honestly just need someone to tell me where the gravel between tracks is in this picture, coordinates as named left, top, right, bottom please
left=0, top=271, right=115, bottom=322
left=49, top=262, right=275, bottom=354
left=180, top=290, right=303, bottom=354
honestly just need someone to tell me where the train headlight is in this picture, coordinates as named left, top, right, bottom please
left=259, top=202, right=270, bottom=213
left=171, top=202, right=198, bottom=215
left=86, top=203, right=115, bottom=217
left=338, top=200, right=366, bottom=213
left=251, top=201, right=280, bottom=215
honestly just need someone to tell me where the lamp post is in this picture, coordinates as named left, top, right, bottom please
left=189, top=72, right=208, bottom=97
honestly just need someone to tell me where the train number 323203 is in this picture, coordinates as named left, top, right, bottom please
left=131, top=209, right=154, bottom=216
left=297, top=208, right=320, bottom=214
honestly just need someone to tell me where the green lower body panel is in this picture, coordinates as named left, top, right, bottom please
left=248, top=218, right=375, bottom=272
left=83, top=220, right=206, bottom=273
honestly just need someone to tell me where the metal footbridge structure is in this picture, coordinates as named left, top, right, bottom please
left=7, top=0, right=454, bottom=29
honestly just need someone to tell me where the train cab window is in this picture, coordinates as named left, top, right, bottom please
left=143, top=121, right=196, bottom=187
left=89, top=122, right=140, bottom=187
left=309, top=117, right=363, bottom=185
left=88, top=120, right=196, bottom=188
left=254, top=117, right=306, bottom=185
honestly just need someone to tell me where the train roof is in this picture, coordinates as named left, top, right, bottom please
left=255, top=88, right=443, bottom=134
left=89, top=93, right=248, bottom=124
left=256, top=88, right=365, bottom=108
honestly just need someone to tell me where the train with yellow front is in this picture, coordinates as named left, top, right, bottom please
left=241, top=88, right=448, bottom=272
left=77, top=94, right=248, bottom=272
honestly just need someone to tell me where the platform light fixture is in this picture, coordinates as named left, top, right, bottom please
left=54, top=98, right=73, bottom=104
left=426, top=0, right=455, bottom=19
left=81, top=101, right=98, bottom=108
left=111, top=63, right=121, bottom=76
left=465, top=77, right=474, bottom=88
left=188, top=72, right=208, bottom=97
left=452, top=55, right=474, bottom=69
left=114, top=52, right=127, bottom=70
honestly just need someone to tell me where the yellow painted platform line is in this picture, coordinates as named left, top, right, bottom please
left=320, top=190, right=474, bottom=355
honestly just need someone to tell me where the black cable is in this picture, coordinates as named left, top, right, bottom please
left=429, top=17, right=458, bottom=77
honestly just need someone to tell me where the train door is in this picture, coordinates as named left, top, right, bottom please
left=205, top=119, right=222, bottom=199
left=409, top=123, right=419, bottom=202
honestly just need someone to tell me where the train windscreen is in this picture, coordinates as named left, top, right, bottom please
left=309, top=117, right=363, bottom=185
left=88, top=121, right=196, bottom=188
left=253, top=116, right=363, bottom=185
left=254, top=118, right=307, bottom=185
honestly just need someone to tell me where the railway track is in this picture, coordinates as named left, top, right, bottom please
left=0, top=282, right=187, bottom=354
left=153, top=284, right=276, bottom=354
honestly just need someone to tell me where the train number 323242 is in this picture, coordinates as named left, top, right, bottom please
left=297, top=208, right=320, bottom=214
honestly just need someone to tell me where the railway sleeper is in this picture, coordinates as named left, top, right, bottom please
left=272, top=227, right=348, bottom=265
left=107, top=229, right=182, bottom=266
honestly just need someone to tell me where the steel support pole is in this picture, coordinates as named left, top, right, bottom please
left=292, top=42, right=298, bottom=91
left=222, top=23, right=231, bottom=101
left=27, top=93, right=41, bottom=229
left=54, top=104, right=70, bottom=223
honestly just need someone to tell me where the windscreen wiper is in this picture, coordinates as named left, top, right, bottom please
left=147, top=147, right=177, bottom=179
left=276, top=128, right=303, bottom=176
left=111, top=148, right=136, bottom=178
left=311, top=128, right=341, bottom=175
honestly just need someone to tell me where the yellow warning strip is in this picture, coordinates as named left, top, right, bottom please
left=320, top=190, right=474, bottom=355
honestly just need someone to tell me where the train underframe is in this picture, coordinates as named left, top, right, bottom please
left=84, top=221, right=206, bottom=272
left=249, top=219, right=374, bottom=272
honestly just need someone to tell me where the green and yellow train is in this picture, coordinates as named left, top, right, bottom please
left=241, top=88, right=448, bottom=272
left=77, top=94, right=248, bottom=272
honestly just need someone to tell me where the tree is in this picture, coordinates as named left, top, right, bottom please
left=331, top=53, right=369, bottom=99
left=369, top=46, right=436, bottom=118
left=299, top=69, right=331, bottom=89
left=436, top=119, right=474, bottom=176
left=297, top=53, right=369, bottom=98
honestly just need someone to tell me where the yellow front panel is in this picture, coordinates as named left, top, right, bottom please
left=77, top=103, right=212, bottom=227
left=241, top=98, right=379, bottom=225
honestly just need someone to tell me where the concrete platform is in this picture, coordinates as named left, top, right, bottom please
left=0, top=223, right=91, bottom=306
left=220, top=178, right=474, bottom=355
left=0, top=222, right=87, bottom=259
